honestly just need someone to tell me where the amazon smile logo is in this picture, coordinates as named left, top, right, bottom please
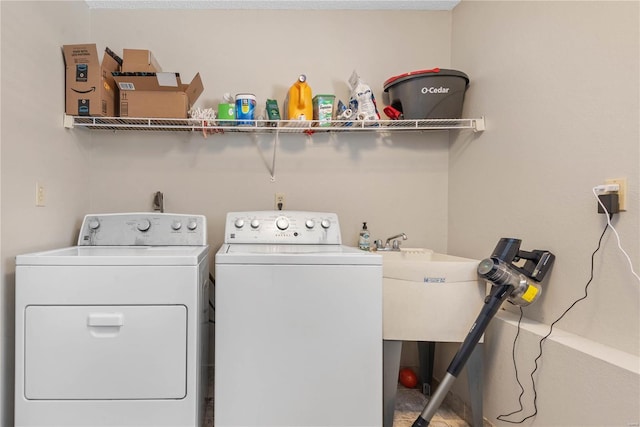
left=72, top=87, right=96, bottom=94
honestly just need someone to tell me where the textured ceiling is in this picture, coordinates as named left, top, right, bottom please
left=84, top=0, right=460, bottom=10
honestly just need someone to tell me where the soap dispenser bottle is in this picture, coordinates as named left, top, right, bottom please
left=358, top=222, right=371, bottom=251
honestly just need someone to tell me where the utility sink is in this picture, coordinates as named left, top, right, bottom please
left=380, top=248, right=487, bottom=427
left=378, top=248, right=480, bottom=283
left=379, top=248, right=486, bottom=342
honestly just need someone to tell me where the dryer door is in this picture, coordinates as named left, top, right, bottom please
left=23, top=305, right=187, bottom=400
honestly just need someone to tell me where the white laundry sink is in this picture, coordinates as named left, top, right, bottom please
left=379, top=248, right=480, bottom=283
left=380, top=248, right=486, bottom=342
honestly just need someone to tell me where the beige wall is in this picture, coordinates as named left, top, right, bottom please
left=1, top=1, right=94, bottom=424
left=86, top=9, right=455, bottom=255
left=1, top=1, right=638, bottom=426
left=86, top=11, right=457, bottom=372
left=0, top=1, right=3, bottom=424
left=1, top=3, right=457, bottom=425
left=445, top=1, right=639, bottom=425
left=451, top=0, right=639, bottom=356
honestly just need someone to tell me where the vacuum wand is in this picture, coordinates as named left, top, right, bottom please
left=412, top=238, right=555, bottom=427
left=412, top=284, right=511, bottom=427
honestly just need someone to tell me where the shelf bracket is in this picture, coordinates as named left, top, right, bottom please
left=270, top=131, right=279, bottom=182
left=473, top=117, right=485, bottom=132
left=252, top=132, right=279, bottom=182
left=63, top=114, right=75, bottom=129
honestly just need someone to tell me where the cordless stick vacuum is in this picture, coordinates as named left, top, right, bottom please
left=412, top=238, right=555, bottom=427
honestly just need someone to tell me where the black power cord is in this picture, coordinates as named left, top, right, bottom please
left=498, top=219, right=610, bottom=423
left=497, top=307, right=526, bottom=422
left=209, top=273, right=215, bottom=324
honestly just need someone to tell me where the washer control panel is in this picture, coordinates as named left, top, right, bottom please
left=225, top=211, right=341, bottom=244
left=78, top=213, right=207, bottom=246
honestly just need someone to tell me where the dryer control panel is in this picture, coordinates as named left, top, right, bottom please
left=78, top=213, right=207, bottom=246
left=224, top=211, right=341, bottom=245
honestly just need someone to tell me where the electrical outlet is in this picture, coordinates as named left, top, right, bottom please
left=35, top=182, right=45, bottom=207
left=605, top=178, right=627, bottom=211
left=275, top=193, right=286, bottom=210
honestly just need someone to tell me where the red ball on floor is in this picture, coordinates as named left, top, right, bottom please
left=398, top=367, right=418, bottom=388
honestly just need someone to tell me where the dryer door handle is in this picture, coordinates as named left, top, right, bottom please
left=87, top=312, right=124, bottom=327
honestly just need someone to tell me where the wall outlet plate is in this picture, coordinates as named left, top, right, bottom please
left=275, top=192, right=286, bottom=210
left=35, top=182, right=45, bottom=207
left=605, top=178, right=627, bottom=211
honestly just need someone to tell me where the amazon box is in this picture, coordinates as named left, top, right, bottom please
left=122, top=49, right=161, bottom=72
left=112, top=72, right=204, bottom=118
left=62, top=44, right=121, bottom=116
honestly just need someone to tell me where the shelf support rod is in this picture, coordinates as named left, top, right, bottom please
left=270, top=130, right=279, bottom=182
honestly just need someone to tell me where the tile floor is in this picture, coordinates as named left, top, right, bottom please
left=204, top=375, right=469, bottom=427
left=392, top=386, right=470, bottom=427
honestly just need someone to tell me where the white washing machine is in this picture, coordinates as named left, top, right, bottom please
left=14, top=213, right=210, bottom=427
left=215, top=211, right=382, bottom=427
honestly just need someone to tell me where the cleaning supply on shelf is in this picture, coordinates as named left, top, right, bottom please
left=266, top=99, right=281, bottom=126
left=358, top=222, right=371, bottom=251
left=348, top=70, right=380, bottom=122
left=335, top=99, right=354, bottom=126
left=312, top=94, right=335, bottom=127
left=382, top=68, right=470, bottom=119
left=383, top=105, right=403, bottom=120
left=284, top=74, right=313, bottom=121
left=217, top=93, right=236, bottom=125
left=189, top=107, right=218, bottom=137
left=189, top=107, right=216, bottom=123
left=235, top=93, right=256, bottom=126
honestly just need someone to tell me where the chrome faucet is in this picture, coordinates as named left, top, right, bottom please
left=385, top=233, right=407, bottom=247
left=374, top=233, right=408, bottom=251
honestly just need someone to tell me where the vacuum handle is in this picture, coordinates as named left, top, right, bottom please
left=447, top=284, right=512, bottom=377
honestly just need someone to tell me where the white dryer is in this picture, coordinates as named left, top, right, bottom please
left=14, top=213, right=210, bottom=427
left=215, top=211, right=382, bottom=427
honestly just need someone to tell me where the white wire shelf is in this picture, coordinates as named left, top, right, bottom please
left=64, top=115, right=485, bottom=134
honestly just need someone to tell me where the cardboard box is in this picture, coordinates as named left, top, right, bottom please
left=62, top=44, right=121, bottom=116
left=112, top=72, right=204, bottom=118
left=122, top=49, right=161, bottom=73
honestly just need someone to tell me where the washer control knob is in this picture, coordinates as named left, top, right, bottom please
left=276, top=217, right=289, bottom=231
left=187, top=220, right=198, bottom=231
left=234, top=219, right=245, bottom=229
left=171, top=221, right=182, bottom=230
left=305, top=219, right=315, bottom=229
left=88, top=220, right=100, bottom=230
left=250, top=219, right=260, bottom=229
left=321, top=219, right=331, bottom=229
left=137, top=219, right=151, bottom=232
